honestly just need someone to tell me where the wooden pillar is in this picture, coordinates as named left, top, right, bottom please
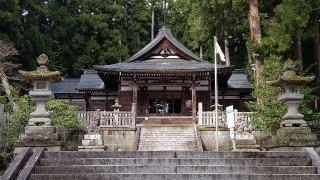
left=191, top=82, right=197, bottom=123
left=85, top=93, right=91, bottom=111
left=181, top=86, right=186, bottom=115
left=208, top=76, right=212, bottom=111
left=105, top=90, right=108, bottom=111
left=145, top=86, right=149, bottom=115
left=132, top=77, right=138, bottom=114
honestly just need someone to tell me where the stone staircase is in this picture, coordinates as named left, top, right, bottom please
left=29, top=151, right=320, bottom=180
left=138, top=125, right=198, bottom=151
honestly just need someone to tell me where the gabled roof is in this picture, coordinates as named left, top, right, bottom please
left=94, top=27, right=231, bottom=76
left=77, top=69, right=104, bottom=91
left=126, top=27, right=203, bottom=62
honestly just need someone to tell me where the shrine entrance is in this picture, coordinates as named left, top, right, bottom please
left=148, top=98, right=182, bottom=116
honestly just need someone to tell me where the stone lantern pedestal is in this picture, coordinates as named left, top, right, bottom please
left=17, top=54, right=62, bottom=151
left=269, top=60, right=317, bottom=149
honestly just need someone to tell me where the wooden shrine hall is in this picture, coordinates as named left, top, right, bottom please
left=94, top=27, right=252, bottom=122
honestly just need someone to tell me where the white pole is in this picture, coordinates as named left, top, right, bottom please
left=214, top=36, right=219, bottom=151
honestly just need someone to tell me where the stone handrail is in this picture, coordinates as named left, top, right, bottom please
left=198, top=110, right=254, bottom=129
left=77, top=111, right=96, bottom=126
left=77, top=110, right=136, bottom=129
left=197, top=111, right=227, bottom=127
left=100, top=111, right=135, bottom=128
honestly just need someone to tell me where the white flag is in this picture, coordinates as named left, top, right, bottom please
left=215, top=41, right=226, bottom=62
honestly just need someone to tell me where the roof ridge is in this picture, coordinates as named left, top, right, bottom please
left=126, top=27, right=203, bottom=63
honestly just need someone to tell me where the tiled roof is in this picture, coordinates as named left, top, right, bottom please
left=95, top=59, right=227, bottom=73
left=77, top=69, right=104, bottom=91
left=227, top=69, right=251, bottom=89
left=51, top=78, right=79, bottom=93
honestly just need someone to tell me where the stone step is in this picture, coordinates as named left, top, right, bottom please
left=140, top=139, right=196, bottom=143
left=39, top=157, right=312, bottom=166
left=140, top=135, right=195, bottom=136
left=137, top=148, right=197, bottom=151
left=33, top=165, right=317, bottom=174
left=29, top=174, right=320, bottom=180
left=139, top=136, right=196, bottom=138
left=42, top=151, right=308, bottom=159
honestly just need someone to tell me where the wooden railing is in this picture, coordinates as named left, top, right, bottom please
left=100, top=111, right=135, bottom=128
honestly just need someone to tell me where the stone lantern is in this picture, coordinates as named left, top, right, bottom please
left=270, top=60, right=316, bottom=147
left=111, top=98, right=122, bottom=111
left=18, top=54, right=62, bottom=148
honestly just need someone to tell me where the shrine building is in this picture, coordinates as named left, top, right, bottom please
left=52, top=27, right=253, bottom=123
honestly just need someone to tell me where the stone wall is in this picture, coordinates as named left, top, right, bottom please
left=198, top=128, right=232, bottom=151
left=101, top=127, right=137, bottom=151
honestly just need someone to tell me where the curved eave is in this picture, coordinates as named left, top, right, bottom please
left=94, top=62, right=232, bottom=74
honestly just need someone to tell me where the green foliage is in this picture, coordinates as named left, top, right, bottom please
left=248, top=57, right=286, bottom=133
left=2, top=95, right=35, bottom=148
left=0, top=151, right=13, bottom=172
left=46, top=100, right=85, bottom=130
left=299, top=86, right=320, bottom=123
left=0, top=96, right=12, bottom=112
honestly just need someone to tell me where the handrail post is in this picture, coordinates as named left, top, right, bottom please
left=131, top=103, right=136, bottom=128
left=198, top=102, right=203, bottom=125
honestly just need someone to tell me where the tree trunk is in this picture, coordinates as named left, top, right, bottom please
left=0, top=68, right=18, bottom=111
left=249, top=0, right=263, bottom=106
left=224, top=37, right=230, bottom=66
left=294, top=34, right=303, bottom=71
left=313, top=13, right=320, bottom=95
left=249, top=0, right=262, bottom=79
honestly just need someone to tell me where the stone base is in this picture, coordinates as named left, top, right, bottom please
left=100, top=127, right=136, bottom=151
left=78, top=133, right=104, bottom=151
left=276, top=127, right=317, bottom=147
left=20, top=126, right=58, bottom=141
left=280, top=119, right=308, bottom=127
left=15, top=140, right=61, bottom=151
left=78, top=145, right=105, bottom=151
left=234, top=132, right=260, bottom=151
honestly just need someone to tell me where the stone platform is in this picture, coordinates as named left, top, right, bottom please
left=78, top=134, right=104, bottom=151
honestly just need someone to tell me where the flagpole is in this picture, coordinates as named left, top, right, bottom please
left=214, top=36, right=219, bottom=151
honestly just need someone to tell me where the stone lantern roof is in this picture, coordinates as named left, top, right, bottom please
left=269, top=59, right=314, bottom=87
left=19, top=54, right=63, bottom=82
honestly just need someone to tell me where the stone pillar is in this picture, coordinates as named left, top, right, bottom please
left=198, top=102, right=202, bottom=125
left=192, top=83, right=197, bottom=123
left=131, top=103, right=137, bottom=127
